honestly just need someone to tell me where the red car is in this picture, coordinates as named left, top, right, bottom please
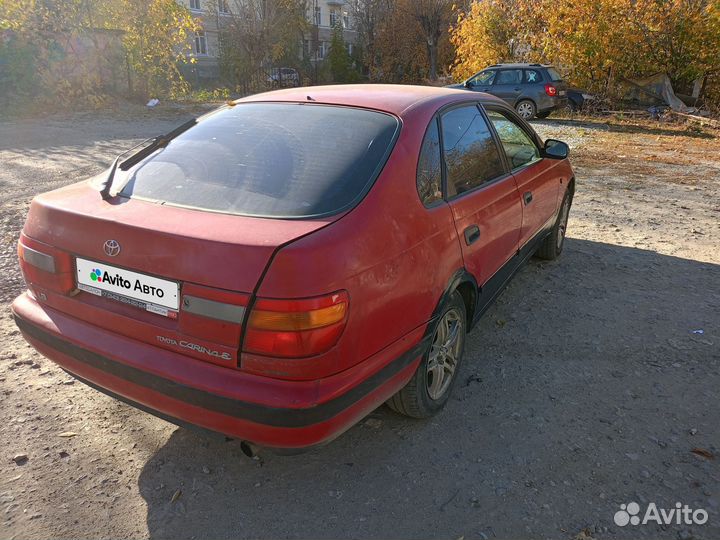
left=13, top=85, right=574, bottom=452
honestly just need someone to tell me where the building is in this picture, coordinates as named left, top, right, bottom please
left=175, top=0, right=358, bottom=83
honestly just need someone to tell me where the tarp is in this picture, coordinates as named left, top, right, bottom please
left=622, top=73, right=695, bottom=113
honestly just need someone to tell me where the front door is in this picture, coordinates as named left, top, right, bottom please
left=484, top=107, right=561, bottom=247
left=440, top=103, right=523, bottom=286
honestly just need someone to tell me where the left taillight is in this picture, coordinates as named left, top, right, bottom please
left=242, top=291, right=349, bottom=358
left=18, top=234, right=75, bottom=294
left=545, top=83, right=557, bottom=97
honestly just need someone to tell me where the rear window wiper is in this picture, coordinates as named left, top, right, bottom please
left=100, top=118, right=197, bottom=200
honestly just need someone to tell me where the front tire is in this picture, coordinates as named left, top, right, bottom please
left=536, top=189, right=572, bottom=260
left=387, top=291, right=467, bottom=418
left=516, top=99, right=536, bottom=120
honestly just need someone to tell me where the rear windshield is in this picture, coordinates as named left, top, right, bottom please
left=546, top=68, right=563, bottom=82
left=119, top=103, right=400, bottom=218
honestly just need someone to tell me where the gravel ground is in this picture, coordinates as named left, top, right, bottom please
left=1, top=105, right=719, bottom=540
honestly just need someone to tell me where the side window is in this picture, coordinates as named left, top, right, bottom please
left=416, top=119, right=443, bottom=206
left=440, top=105, right=506, bottom=197
left=486, top=110, right=541, bottom=169
left=525, top=69, right=541, bottom=83
left=469, top=70, right=495, bottom=86
left=494, top=69, right=523, bottom=85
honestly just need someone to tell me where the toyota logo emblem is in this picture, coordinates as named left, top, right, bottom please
left=103, top=240, right=121, bottom=257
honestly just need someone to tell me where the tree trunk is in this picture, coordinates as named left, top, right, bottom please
left=427, top=38, right=438, bottom=80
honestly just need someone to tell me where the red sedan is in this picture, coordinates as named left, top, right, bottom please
left=13, top=85, right=575, bottom=451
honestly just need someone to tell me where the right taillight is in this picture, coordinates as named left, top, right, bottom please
left=545, top=83, right=557, bottom=97
left=243, top=291, right=349, bottom=358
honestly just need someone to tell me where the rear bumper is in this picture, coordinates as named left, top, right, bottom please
left=12, top=292, right=426, bottom=450
left=538, top=95, right=568, bottom=113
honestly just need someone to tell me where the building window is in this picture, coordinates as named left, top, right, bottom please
left=194, top=31, right=207, bottom=55
left=218, top=0, right=229, bottom=14
left=189, top=0, right=201, bottom=10
left=329, top=9, right=338, bottom=27
left=317, top=41, right=327, bottom=59
left=343, top=13, right=350, bottom=29
left=314, top=6, right=321, bottom=25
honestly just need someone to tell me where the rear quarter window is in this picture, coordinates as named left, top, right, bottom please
left=120, top=103, right=400, bottom=218
left=546, top=68, right=563, bottom=82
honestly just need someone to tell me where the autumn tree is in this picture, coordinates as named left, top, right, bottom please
left=0, top=0, right=198, bottom=102
left=451, top=0, right=720, bottom=102
left=114, top=0, right=199, bottom=97
left=217, top=0, right=308, bottom=89
left=347, top=0, right=392, bottom=79
left=402, top=0, right=455, bottom=80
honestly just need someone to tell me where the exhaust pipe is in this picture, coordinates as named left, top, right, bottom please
left=239, top=441, right=259, bottom=458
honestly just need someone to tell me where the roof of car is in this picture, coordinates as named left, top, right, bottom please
left=235, top=84, right=506, bottom=116
left=486, top=63, right=554, bottom=69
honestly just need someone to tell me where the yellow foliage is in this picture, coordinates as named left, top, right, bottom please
left=451, top=0, right=720, bottom=100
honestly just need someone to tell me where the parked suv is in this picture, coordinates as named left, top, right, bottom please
left=13, top=85, right=574, bottom=451
left=448, top=63, right=568, bottom=119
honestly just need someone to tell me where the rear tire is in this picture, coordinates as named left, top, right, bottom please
left=515, top=99, right=536, bottom=120
left=387, top=291, right=467, bottom=418
left=536, top=190, right=572, bottom=260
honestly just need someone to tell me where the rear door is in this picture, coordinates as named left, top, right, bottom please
left=483, top=106, right=561, bottom=247
left=491, top=69, right=524, bottom=105
left=440, top=103, right=522, bottom=286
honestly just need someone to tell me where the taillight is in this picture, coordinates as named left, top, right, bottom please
left=18, top=234, right=74, bottom=294
left=243, top=291, right=348, bottom=358
left=545, top=84, right=557, bottom=97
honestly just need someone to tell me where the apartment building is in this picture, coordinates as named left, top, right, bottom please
left=176, top=0, right=358, bottom=82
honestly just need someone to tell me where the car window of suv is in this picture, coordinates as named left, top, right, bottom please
left=485, top=109, right=540, bottom=170
left=440, top=105, right=505, bottom=197
left=525, top=69, right=542, bottom=83
left=546, top=67, right=563, bottom=81
left=468, top=70, right=495, bottom=86
left=494, top=69, right=523, bottom=85
left=416, top=118, right=443, bottom=207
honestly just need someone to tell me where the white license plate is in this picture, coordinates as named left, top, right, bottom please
left=76, top=258, right=179, bottom=314
left=559, top=90, right=567, bottom=96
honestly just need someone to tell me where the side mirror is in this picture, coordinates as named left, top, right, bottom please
left=464, top=80, right=473, bottom=88
left=544, top=139, right=569, bottom=159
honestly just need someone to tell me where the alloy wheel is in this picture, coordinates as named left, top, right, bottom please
left=557, top=196, right=570, bottom=250
left=426, top=308, right=464, bottom=400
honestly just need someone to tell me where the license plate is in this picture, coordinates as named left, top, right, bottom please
left=559, top=90, right=566, bottom=96
left=76, top=258, right=179, bottom=315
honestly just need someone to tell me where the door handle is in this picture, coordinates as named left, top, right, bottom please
left=464, top=225, right=481, bottom=246
left=523, top=191, right=533, bottom=205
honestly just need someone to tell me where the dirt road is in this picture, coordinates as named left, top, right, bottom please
left=1, top=105, right=719, bottom=540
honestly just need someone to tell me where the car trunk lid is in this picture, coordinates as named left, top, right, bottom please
left=20, top=181, right=336, bottom=367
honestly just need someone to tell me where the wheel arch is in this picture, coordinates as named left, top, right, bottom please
left=433, top=269, right=479, bottom=330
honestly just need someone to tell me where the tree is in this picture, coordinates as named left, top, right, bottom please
left=0, top=0, right=199, bottom=102
left=327, top=21, right=358, bottom=82
left=348, top=0, right=392, bottom=78
left=217, top=0, right=308, bottom=90
left=402, top=0, right=454, bottom=80
left=451, top=0, right=518, bottom=80
left=115, top=0, right=200, bottom=97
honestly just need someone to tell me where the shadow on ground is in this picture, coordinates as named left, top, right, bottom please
left=532, top=117, right=715, bottom=139
left=136, top=238, right=719, bottom=539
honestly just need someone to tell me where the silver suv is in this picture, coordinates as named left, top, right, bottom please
left=447, top=63, right=568, bottom=119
